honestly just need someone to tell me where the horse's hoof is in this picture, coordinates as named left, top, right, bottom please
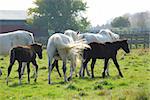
left=120, top=75, right=124, bottom=78
left=34, top=79, right=37, bottom=82
left=64, top=79, right=68, bottom=82
left=102, top=72, right=105, bottom=78
left=79, top=74, right=82, bottom=77
left=87, top=73, right=91, bottom=77
left=48, top=81, right=52, bottom=84
left=91, top=76, right=94, bottom=79
left=27, top=80, right=30, bottom=84
left=119, top=73, right=124, bottom=77
left=67, top=77, right=72, bottom=81
left=75, top=74, right=78, bottom=77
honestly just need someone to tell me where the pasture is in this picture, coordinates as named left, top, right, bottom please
left=0, top=49, right=150, bottom=100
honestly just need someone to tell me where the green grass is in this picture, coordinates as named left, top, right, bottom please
left=0, top=49, right=150, bottom=100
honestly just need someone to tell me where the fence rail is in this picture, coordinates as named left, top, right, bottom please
left=35, top=32, right=150, bottom=49
left=120, top=33, right=150, bottom=49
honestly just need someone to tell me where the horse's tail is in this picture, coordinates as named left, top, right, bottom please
left=9, top=48, right=16, bottom=65
left=66, top=39, right=90, bottom=64
left=28, top=32, right=35, bottom=44
left=68, top=39, right=90, bottom=54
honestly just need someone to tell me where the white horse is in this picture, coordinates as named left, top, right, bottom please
left=64, top=29, right=120, bottom=77
left=47, top=33, right=90, bottom=84
left=98, top=29, right=119, bottom=40
left=0, top=30, right=35, bottom=55
left=79, top=29, right=119, bottom=44
left=64, top=30, right=80, bottom=41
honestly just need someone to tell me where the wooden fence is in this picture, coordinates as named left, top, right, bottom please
left=34, top=32, right=150, bottom=49
left=120, top=33, right=150, bottom=49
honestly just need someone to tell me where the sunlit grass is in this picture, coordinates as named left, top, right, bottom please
left=0, top=49, right=150, bottom=99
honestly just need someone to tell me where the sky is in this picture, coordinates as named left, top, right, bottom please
left=0, top=0, right=150, bottom=26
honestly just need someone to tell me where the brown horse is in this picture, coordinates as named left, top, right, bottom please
left=6, top=43, right=42, bottom=85
left=82, top=39, right=130, bottom=78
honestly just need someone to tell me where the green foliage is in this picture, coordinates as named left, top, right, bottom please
left=28, top=0, right=90, bottom=33
left=111, top=16, right=130, bottom=28
left=0, top=49, right=150, bottom=99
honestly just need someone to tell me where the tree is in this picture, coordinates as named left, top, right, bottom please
left=129, top=11, right=150, bottom=31
left=28, top=0, right=90, bottom=33
left=111, top=16, right=130, bottom=28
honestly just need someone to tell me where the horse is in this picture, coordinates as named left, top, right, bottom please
left=64, top=30, right=80, bottom=41
left=47, top=33, right=90, bottom=84
left=79, top=30, right=119, bottom=44
left=51, top=29, right=120, bottom=77
left=0, top=30, right=35, bottom=56
left=6, top=43, right=42, bottom=85
left=82, top=39, right=130, bottom=78
left=98, top=29, right=119, bottom=40
left=64, top=29, right=120, bottom=76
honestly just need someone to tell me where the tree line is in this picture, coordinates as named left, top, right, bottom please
left=27, top=0, right=150, bottom=35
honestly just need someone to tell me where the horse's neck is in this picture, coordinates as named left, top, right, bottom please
left=30, top=46, right=36, bottom=54
left=112, top=42, right=121, bottom=51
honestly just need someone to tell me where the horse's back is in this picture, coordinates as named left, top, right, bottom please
left=10, top=45, right=34, bottom=62
left=99, top=29, right=120, bottom=40
left=0, top=30, right=34, bottom=55
left=48, top=33, right=73, bottom=48
left=47, top=33, right=72, bottom=57
left=64, top=29, right=78, bottom=41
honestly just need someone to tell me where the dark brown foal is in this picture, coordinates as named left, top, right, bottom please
left=82, top=39, right=130, bottom=78
left=6, top=43, right=42, bottom=85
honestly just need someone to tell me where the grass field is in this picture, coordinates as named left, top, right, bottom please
left=0, top=49, right=150, bottom=100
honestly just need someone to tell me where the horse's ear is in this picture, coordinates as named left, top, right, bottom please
left=77, top=32, right=80, bottom=34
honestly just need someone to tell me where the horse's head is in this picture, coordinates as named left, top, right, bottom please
left=64, top=29, right=80, bottom=41
left=31, top=43, right=43, bottom=59
left=120, top=39, right=130, bottom=53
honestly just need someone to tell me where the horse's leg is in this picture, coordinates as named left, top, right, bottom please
left=102, top=58, right=109, bottom=78
left=32, top=60, right=38, bottom=82
left=82, top=58, right=90, bottom=78
left=6, top=60, right=15, bottom=85
left=112, top=57, right=123, bottom=77
left=68, top=61, right=75, bottom=81
left=91, top=58, right=96, bottom=78
left=79, top=60, right=90, bottom=77
left=47, top=47, right=56, bottom=84
left=79, top=59, right=84, bottom=77
left=48, top=57, right=53, bottom=84
left=85, top=65, right=90, bottom=76
left=62, top=61, right=67, bottom=82
left=26, top=62, right=30, bottom=84
left=55, top=60, right=62, bottom=77
left=21, top=62, right=27, bottom=75
left=105, top=62, right=110, bottom=76
left=18, top=61, right=22, bottom=85
left=51, top=60, right=56, bottom=71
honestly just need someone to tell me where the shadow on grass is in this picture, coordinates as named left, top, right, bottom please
left=8, top=82, right=39, bottom=88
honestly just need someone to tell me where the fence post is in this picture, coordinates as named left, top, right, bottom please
left=135, top=36, right=138, bottom=49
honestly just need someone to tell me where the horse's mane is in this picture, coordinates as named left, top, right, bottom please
left=0, top=29, right=33, bottom=34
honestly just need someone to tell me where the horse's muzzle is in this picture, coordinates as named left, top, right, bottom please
left=39, top=55, right=43, bottom=59
left=126, top=49, right=130, bottom=53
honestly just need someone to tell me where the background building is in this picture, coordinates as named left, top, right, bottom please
left=0, top=10, right=48, bottom=36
